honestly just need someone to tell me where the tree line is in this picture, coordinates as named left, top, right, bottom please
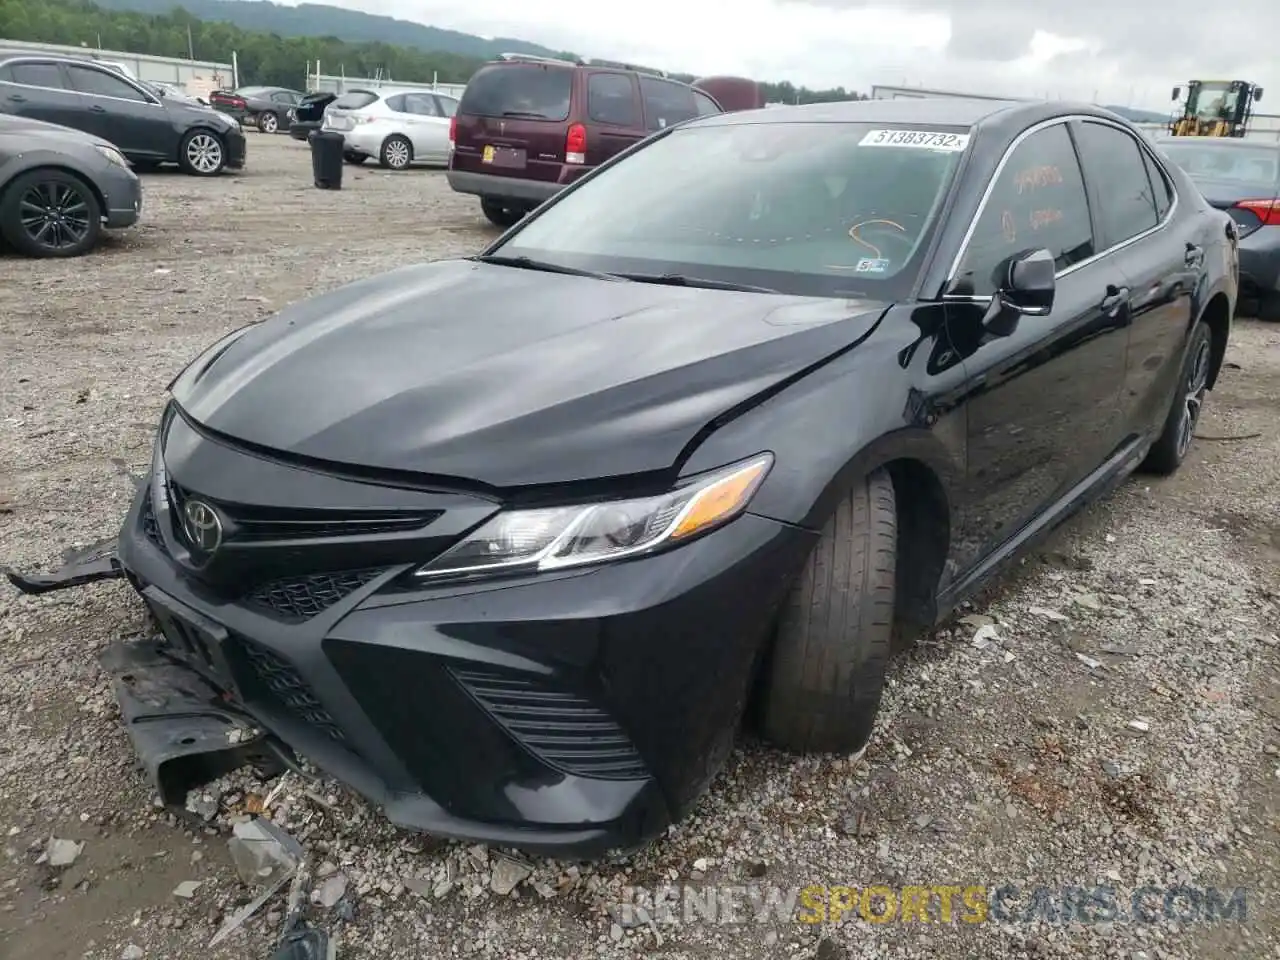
left=0, top=0, right=867, bottom=102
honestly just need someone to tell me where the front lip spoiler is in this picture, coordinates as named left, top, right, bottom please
left=99, top=637, right=293, bottom=806
left=3, top=538, right=124, bottom=594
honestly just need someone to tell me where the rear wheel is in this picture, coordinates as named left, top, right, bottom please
left=760, top=469, right=897, bottom=755
left=178, top=129, right=226, bottom=176
left=380, top=135, right=413, bottom=170
left=480, top=198, right=524, bottom=228
left=1141, top=321, right=1212, bottom=475
left=257, top=111, right=280, bottom=134
left=0, top=169, right=102, bottom=258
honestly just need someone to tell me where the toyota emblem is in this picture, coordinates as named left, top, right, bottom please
left=182, top=499, right=223, bottom=554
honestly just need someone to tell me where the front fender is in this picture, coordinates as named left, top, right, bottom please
left=680, top=303, right=969, bottom=531
left=0, top=149, right=104, bottom=197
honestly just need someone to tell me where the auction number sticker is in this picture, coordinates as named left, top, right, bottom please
left=860, top=129, right=971, bottom=152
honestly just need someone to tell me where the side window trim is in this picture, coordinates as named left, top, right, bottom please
left=944, top=114, right=1180, bottom=301
left=1, top=58, right=68, bottom=92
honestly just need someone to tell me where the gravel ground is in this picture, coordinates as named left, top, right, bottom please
left=1, top=133, right=1278, bottom=960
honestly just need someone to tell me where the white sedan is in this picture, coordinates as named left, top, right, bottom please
left=322, top=87, right=458, bottom=170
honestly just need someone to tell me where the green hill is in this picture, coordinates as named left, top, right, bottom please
left=89, top=0, right=571, bottom=61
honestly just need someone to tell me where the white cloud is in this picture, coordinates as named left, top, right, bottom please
left=267, top=0, right=1279, bottom=111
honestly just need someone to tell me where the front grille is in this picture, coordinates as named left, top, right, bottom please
left=235, top=638, right=347, bottom=745
left=245, top=569, right=386, bottom=621
left=166, top=479, right=437, bottom=544
left=451, top=668, right=649, bottom=781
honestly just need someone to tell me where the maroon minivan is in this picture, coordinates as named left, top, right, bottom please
left=447, top=55, right=762, bottom=227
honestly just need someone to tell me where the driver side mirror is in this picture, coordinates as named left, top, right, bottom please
left=1254, top=86, right=1264, bottom=102
left=997, top=248, right=1055, bottom=317
left=1171, top=86, right=1181, bottom=101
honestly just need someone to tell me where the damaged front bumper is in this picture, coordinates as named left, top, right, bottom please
left=5, top=419, right=811, bottom=859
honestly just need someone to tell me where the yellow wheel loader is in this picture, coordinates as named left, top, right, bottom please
left=1170, top=80, right=1264, bottom=137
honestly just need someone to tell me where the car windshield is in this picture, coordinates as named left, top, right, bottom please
left=1160, top=142, right=1279, bottom=187
left=459, top=64, right=572, bottom=121
left=492, top=121, right=969, bottom=298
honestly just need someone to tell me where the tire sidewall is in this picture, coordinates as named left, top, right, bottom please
left=179, top=129, right=227, bottom=177
left=0, top=169, right=102, bottom=258
left=258, top=111, right=279, bottom=134
left=382, top=136, right=412, bottom=171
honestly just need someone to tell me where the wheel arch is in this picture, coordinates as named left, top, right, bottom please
left=0, top=162, right=106, bottom=221
left=1197, top=289, right=1231, bottom=390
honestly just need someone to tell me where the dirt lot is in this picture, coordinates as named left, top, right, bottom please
left=0, top=132, right=1278, bottom=960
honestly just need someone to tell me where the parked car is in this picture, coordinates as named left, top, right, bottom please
left=447, top=53, right=731, bottom=226
left=7, top=98, right=1237, bottom=859
left=0, top=113, right=140, bottom=256
left=321, top=87, right=458, bottom=170
left=1155, top=136, right=1279, bottom=320
left=209, top=85, right=304, bottom=134
left=138, top=79, right=206, bottom=107
left=289, top=91, right=336, bottom=141
left=0, top=53, right=245, bottom=176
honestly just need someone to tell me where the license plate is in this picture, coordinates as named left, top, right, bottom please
left=482, top=145, right=526, bottom=168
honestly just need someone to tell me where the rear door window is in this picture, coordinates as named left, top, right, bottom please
left=402, top=93, right=440, bottom=116
left=5, top=61, right=66, bottom=89
left=1141, top=149, right=1174, bottom=219
left=458, top=64, right=572, bottom=121
left=588, top=73, right=638, bottom=127
left=65, top=64, right=148, bottom=102
left=694, top=91, right=721, bottom=116
left=332, top=90, right=379, bottom=110
left=639, top=76, right=699, bottom=131
left=1074, top=121, right=1160, bottom=246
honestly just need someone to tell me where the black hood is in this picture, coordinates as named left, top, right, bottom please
left=171, top=260, right=890, bottom=487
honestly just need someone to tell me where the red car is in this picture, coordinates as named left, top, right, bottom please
left=447, top=54, right=763, bottom=227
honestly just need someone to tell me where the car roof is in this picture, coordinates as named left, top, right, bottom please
left=355, top=87, right=456, bottom=98
left=687, top=97, right=1126, bottom=132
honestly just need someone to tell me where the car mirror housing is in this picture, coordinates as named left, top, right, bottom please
left=997, top=247, right=1055, bottom=317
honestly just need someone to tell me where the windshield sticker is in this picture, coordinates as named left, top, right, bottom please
left=855, top=257, right=891, bottom=274
left=860, top=129, right=970, bottom=152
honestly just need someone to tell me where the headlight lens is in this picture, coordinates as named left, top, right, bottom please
left=415, top=453, right=773, bottom=581
left=95, top=144, right=128, bottom=168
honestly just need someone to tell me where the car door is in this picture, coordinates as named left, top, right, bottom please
left=0, top=60, right=87, bottom=131
left=401, top=92, right=449, bottom=163
left=943, top=119, right=1132, bottom=574
left=1071, top=119, right=1196, bottom=440
left=584, top=72, right=644, bottom=165
left=62, top=62, right=171, bottom=161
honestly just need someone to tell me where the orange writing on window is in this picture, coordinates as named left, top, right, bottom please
left=1001, top=210, right=1017, bottom=243
left=1015, top=165, right=1063, bottom=194
left=1030, top=208, right=1063, bottom=231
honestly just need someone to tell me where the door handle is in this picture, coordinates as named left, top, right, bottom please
left=1184, top=242, right=1204, bottom=267
left=89, top=105, right=107, bottom=113
left=1100, top=284, right=1131, bottom=316
left=6, top=93, right=25, bottom=102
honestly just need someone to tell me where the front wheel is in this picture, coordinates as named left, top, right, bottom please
left=0, top=169, right=102, bottom=257
left=760, top=469, right=897, bottom=755
left=257, top=111, right=280, bottom=134
left=178, top=129, right=227, bottom=176
left=1141, top=321, right=1213, bottom=475
left=480, top=198, right=524, bottom=228
left=379, top=135, right=413, bottom=171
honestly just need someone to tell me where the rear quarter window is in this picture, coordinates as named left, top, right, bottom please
left=458, top=64, right=572, bottom=121
left=332, top=90, right=379, bottom=110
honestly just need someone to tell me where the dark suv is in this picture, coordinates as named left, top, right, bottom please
left=448, top=54, right=734, bottom=227
left=0, top=52, right=246, bottom=175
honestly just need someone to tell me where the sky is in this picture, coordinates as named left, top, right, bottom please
left=280, top=0, right=1278, bottom=112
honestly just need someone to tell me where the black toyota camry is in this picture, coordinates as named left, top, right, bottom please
left=8, top=98, right=1237, bottom=858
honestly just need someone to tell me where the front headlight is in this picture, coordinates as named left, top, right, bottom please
left=95, top=144, right=128, bottom=168
left=415, top=453, right=774, bottom=581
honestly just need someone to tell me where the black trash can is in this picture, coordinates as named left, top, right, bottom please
left=308, top=130, right=344, bottom=190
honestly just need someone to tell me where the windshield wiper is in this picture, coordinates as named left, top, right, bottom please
left=615, top=273, right=779, bottom=294
left=500, top=110, right=549, bottom=119
left=471, top=254, right=622, bottom=281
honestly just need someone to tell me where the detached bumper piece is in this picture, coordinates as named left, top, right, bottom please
left=2, top=538, right=123, bottom=595
left=99, top=637, right=289, bottom=806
